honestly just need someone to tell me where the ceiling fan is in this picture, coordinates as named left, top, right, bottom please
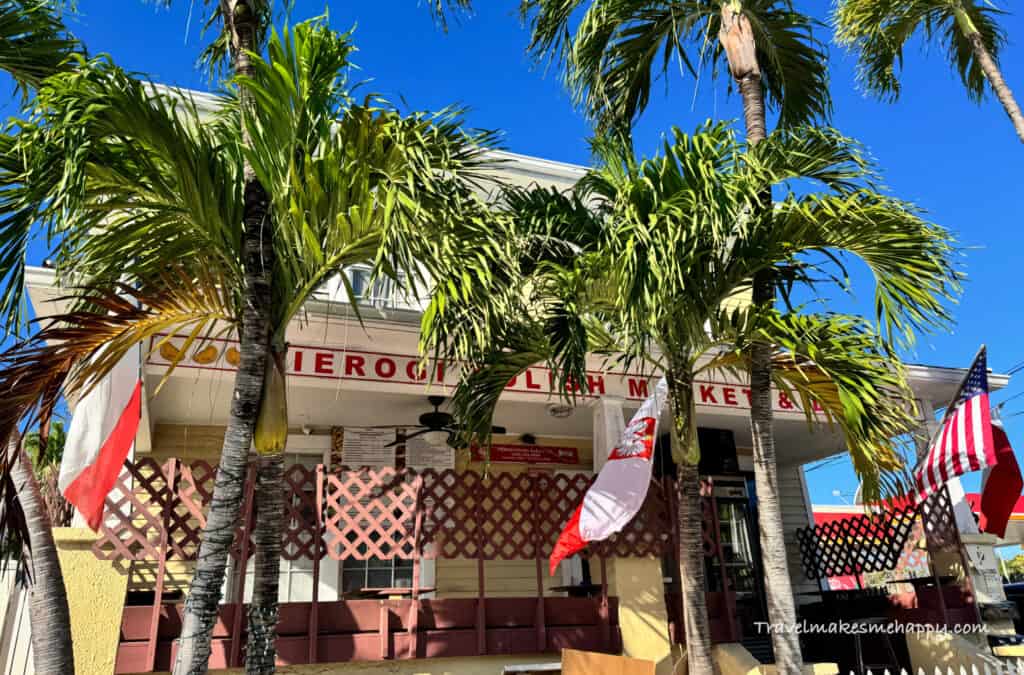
left=386, top=395, right=506, bottom=447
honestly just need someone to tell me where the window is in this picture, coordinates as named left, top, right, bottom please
left=341, top=557, right=415, bottom=593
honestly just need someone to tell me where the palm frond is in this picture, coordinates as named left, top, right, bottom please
left=705, top=310, right=918, bottom=500
left=234, top=18, right=500, bottom=343
left=834, top=0, right=1007, bottom=103
left=0, top=0, right=78, bottom=89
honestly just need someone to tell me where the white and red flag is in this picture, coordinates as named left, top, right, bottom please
left=550, top=377, right=668, bottom=574
left=914, top=347, right=996, bottom=503
left=977, top=412, right=1022, bottom=538
left=59, top=344, right=142, bottom=530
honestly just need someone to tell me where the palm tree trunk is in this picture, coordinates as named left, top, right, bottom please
left=723, top=4, right=803, bottom=671
left=173, top=3, right=273, bottom=673
left=666, top=369, right=718, bottom=675
left=9, top=435, right=75, bottom=674
left=963, top=28, right=1024, bottom=142
left=245, top=451, right=285, bottom=674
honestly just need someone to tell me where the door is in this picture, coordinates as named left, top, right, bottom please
left=701, top=478, right=768, bottom=642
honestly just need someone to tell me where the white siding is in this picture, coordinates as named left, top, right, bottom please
left=777, top=462, right=820, bottom=601
left=0, top=570, right=33, bottom=675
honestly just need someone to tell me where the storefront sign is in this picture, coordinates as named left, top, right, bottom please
left=148, top=335, right=818, bottom=415
left=471, top=444, right=580, bottom=465
left=341, top=427, right=396, bottom=467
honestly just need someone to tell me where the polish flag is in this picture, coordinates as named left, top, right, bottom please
left=978, top=415, right=1023, bottom=539
left=59, top=344, right=142, bottom=530
left=550, top=377, right=668, bottom=574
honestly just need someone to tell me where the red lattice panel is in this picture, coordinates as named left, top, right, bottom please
left=322, top=468, right=421, bottom=561
left=93, top=458, right=172, bottom=563
left=94, top=459, right=675, bottom=567
left=281, top=464, right=322, bottom=562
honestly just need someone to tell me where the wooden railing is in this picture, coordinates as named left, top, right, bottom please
left=96, top=458, right=672, bottom=672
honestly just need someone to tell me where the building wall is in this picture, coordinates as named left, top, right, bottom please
left=53, top=527, right=128, bottom=675
left=0, top=570, right=33, bottom=675
left=777, top=462, right=819, bottom=599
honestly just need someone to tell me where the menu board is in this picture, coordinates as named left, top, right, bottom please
left=405, top=434, right=455, bottom=470
left=341, top=427, right=396, bottom=467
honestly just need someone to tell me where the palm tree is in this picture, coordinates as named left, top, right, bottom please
left=23, top=420, right=72, bottom=526
left=0, top=4, right=77, bottom=672
left=519, top=0, right=835, bottom=668
left=6, top=432, right=75, bottom=673
left=0, top=18, right=493, bottom=674
left=419, top=122, right=959, bottom=673
left=834, top=0, right=1024, bottom=143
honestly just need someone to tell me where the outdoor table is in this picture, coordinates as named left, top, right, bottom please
left=549, top=583, right=603, bottom=597
left=342, top=586, right=437, bottom=599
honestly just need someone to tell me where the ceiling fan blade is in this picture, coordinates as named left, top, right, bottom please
left=386, top=427, right=430, bottom=447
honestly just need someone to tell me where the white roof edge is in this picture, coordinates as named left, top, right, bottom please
left=906, top=362, right=1010, bottom=391
left=484, top=149, right=588, bottom=181
left=25, top=265, right=56, bottom=287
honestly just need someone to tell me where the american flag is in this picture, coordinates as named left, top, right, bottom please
left=914, top=347, right=996, bottom=502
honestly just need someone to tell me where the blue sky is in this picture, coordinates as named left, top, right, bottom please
left=6, top=2, right=1024, bottom=510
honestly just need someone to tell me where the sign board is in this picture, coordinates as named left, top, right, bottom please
left=148, top=335, right=823, bottom=415
left=965, top=541, right=1008, bottom=604
left=341, top=427, right=396, bottom=467
left=405, top=434, right=455, bottom=470
left=471, top=444, right=580, bottom=465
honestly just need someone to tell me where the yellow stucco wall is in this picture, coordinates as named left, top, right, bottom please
left=607, top=557, right=680, bottom=675
left=53, top=527, right=127, bottom=675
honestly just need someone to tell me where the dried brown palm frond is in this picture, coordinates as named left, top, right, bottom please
left=0, top=268, right=236, bottom=546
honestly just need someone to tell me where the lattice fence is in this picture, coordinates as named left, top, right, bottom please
left=93, top=458, right=673, bottom=566
left=796, top=503, right=920, bottom=580
left=795, top=489, right=960, bottom=582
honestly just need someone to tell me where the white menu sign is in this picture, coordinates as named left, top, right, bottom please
left=341, top=427, right=396, bottom=467
left=405, top=434, right=455, bottom=471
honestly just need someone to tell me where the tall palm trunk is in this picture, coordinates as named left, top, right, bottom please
left=245, top=453, right=284, bottom=673
left=9, top=435, right=75, bottom=674
left=173, top=2, right=274, bottom=673
left=246, top=348, right=289, bottom=674
left=954, top=9, right=1024, bottom=143
left=720, top=3, right=803, bottom=671
left=666, top=368, right=717, bottom=674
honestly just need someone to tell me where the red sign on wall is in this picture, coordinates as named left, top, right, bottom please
left=471, top=444, right=580, bottom=465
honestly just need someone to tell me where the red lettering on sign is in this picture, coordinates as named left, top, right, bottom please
left=778, top=392, right=795, bottom=410
left=314, top=352, right=334, bottom=375
left=525, top=370, right=543, bottom=391
left=294, top=350, right=303, bottom=371
left=812, top=399, right=824, bottom=413
left=586, top=375, right=606, bottom=395
left=375, top=357, right=396, bottom=379
left=722, top=387, right=737, bottom=405
left=345, top=354, right=365, bottom=377
left=628, top=379, right=649, bottom=399
left=699, top=385, right=718, bottom=404
left=471, top=444, right=580, bottom=465
left=435, top=361, right=446, bottom=382
left=507, top=375, right=518, bottom=387
left=742, top=388, right=752, bottom=406
left=406, top=360, right=427, bottom=381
